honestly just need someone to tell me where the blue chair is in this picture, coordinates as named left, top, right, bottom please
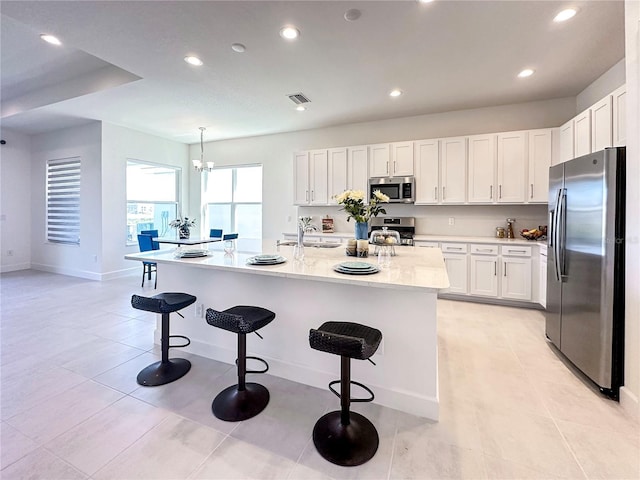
left=223, top=233, right=238, bottom=240
left=209, top=229, right=223, bottom=238
left=137, top=234, right=157, bottom=289
left=140, top=229, right=160, bottom=250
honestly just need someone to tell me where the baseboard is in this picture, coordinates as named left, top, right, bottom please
left=619, top=386, right=640, bottom=420
left=439, top=292, right=544, bottom=310
left=0, top=263, right=31, bottom=273
left=31, top=263, right=102, bottom=281
left=101, top=267, right=139, bottom=281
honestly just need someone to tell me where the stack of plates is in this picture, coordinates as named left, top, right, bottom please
left=333, top=261, right=380, bottom=275
left=246, top=254, right=287, bottom=266
left=174, top=249, right=210, bottom=258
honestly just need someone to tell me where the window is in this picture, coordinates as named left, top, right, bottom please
left=47, top=157, right=81, bottom=245
left=126, top=161, right=180, bottom=244
left=204, top=165, right=262, bottom=250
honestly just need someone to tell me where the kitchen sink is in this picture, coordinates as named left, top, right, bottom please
left=277, top=240, right=342, bottom=248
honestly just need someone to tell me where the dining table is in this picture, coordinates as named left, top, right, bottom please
left=153, top=236, right=223, bottom=247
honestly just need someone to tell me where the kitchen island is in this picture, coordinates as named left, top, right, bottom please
left=125, top=241, right=449, bottom=420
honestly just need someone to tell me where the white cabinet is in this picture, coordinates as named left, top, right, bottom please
left=559, top=119, right=574, bottom=164
left=500, top=246, right=532, bottom=301
left=574, top=109, right=591, bottom=158
left=469, top=245, right=499, bottom=297
left=441, top=243, right=468, bottom=295
left=528, top=129, right=552, bottom=203
left=415, top=139, right=440, bottom=204
left=328, top=148, right=347, bottom=204
left=612, top=85, right=626, bottom=147
left=293, top=150, right=328, bottom=205
left=440, top=137, right=467, bottom=204
left=467, top=134, right=496, bottom=203
left=391, top=141, right=415, bottom=176
left=591, top=95, right=613, bottom=152
left=347, top=145, right=369, bottom=195
left=539, top=249, right=547, bottom=308
left=497, top=131, right=527, bottom=203
left=369, top=142, right=414, bottom=177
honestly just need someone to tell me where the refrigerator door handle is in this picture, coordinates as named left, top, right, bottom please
left=552, top=188, right=563, bottom=281
left=557, top=189, right=567, bottom=278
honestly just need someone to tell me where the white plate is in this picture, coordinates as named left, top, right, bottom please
left=247, top=256, right=287, bottom=265
left=333, top=264, right=380, bottom=275
left=337, top=261, right=377, bottom=270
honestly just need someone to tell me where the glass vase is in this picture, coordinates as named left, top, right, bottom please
left=355, top=221, right=369, bottom=240
left=178, top=226, right=190, bottom=239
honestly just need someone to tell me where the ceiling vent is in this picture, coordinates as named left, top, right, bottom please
left=287, top=93, right=311, bottom=105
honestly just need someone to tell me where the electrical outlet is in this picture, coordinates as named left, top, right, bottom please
left=448, top=217, right=455, bottom=226
left=195, top=303, right=204, bottom=318
left=7, top=249, right=13, bottom=256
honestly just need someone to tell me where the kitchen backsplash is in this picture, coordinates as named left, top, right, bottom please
left=296, top=204, right=548, bottom=237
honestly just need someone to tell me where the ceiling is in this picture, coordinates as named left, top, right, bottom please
left=0, top=1, right=625, bottom=145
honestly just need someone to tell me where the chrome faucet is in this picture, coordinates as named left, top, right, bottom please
left=298, top=216, right=317, bottom=245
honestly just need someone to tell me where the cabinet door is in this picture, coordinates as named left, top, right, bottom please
left=539, top=253, right=547, bottom=308
left=309, top=149, right=328, bottom=205
left=559, top=119, right=574, bottom=164
left=501, top=257, right=532, bottom=301
left=497, top=131, right=527, bottom=203
left=574, top=109, right=591, bottom=157
left=468, top=134, right=496, bottom=203
left=469, top=255, right=499, bottom=297
left=293, top=151, right=310, bottom=205
left=591, top=95, right=613, bottom=152
left=328, top=148, right=347, bottom=205
left=415, top=139, right=439, bottom=204
left=391, top=141, right=414, bottom=176
left=347, top=145, right=369, bottom=194
left=369, top=143, right=390, bottom=177
left=440, top=137, right=467, bottom=204
left=528, top=129, right=552, bottom=203
left=442, top=254, right=468, bottom=294
left=612, top=85, right=626, bottom=147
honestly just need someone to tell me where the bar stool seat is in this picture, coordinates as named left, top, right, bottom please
left=131, top=292, right=196, bottom=386
left=309, top=321, right=382, bottom=467
left=206, top=305, right=275, bottom=421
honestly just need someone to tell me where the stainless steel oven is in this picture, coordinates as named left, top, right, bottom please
left=369, top=217, right=415, bottom=246
left=369, top=177, right=415, bottom=203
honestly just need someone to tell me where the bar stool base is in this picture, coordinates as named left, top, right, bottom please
left=136, top=358, right=191, bottom=387
left=212, top=383, right=270, bottom=421
left=312, top=411, right=379, bottom=467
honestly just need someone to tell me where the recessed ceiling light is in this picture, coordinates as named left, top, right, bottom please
left=296, top=105, right=306, bottom=111
left=184, top=55, right=203, bottom=66
left=554, top=8, right=577, bottom=22
left=231, top=43, right=246, bottom=53
left=417, top=0, right=435, bottom=4
left=279, top=26, right=300, bottom=40
left=40, top=34, right=61, bottom=46
left=518, top=69, right=534, bottom=78
left=344, top=9, right=361, bottom=21
left=389, top=89, right=403, bottom=97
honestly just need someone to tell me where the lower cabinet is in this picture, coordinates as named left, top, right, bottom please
left=441, top=243, right=468, bottom=295
left=469, top=244, right=499, bottom=297
left=501, top=256, right=532, bottom=301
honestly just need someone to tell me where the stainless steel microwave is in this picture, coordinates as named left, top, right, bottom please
left=369, top=177, right=415, bottom=203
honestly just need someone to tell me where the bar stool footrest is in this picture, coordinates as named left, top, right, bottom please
left=235, top=355, right=269, bottom=374
left=328, top=380, right=375, bottom=403
left=169, top=335, right=190, bottom=349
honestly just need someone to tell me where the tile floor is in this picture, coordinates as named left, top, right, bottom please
left=1, top=270, right=638, bottom=479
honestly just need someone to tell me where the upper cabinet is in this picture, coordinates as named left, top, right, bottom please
left=347, top=145, right=369, bottom=195
left=440, top=137, right=467, bottom=204
left=328, top=148, right=347, bottom=204
left=557, top=85, right=626, bottom=165
left=293, top=151, right=310, bottom=205
left=369, top=141, right=414, bottom=177
left=293, top=149, right=328, bottom=205
left=612, top=85, right=626, bottom=147
left=497, top=131, right=527, bottom=203
left=527, top=129, right=552, bottom=203
left=415, top=139, right=440, bottom=204
left=467, top=134, right=496, bottom=203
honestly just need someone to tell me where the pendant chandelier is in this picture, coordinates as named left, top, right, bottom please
left=192, top=127, right=214, bottom=173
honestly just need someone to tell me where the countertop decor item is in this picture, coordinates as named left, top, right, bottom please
left=169, top=216, right=196, bottom=239
left=520, top=225, right=547, bottom=240
left=335, top=189, right=389, bottom=239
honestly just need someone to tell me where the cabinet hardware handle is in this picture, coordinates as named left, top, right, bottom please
left=311, top=190, right=315, bottom=201
left=443, top=186, right=446, bottom=200
left=494, top=262, right=497, bottom=276
left=499, top=185, right=502, bottom=198
left=478, top=248, right=492, bottom=252
left=386, top=162, right=389, bottom=174
left=434, top=186, right=438, bottom=200
left=450, top=247, right=463, bottom=250
left=510, top=249, right=526, bottom=253
left=490, top=185, right=493, bottom=199
left=530, top=183, right=534, bottom=198
left=504, top=263, right=507, bottom=276
left=306, top=190, right=309, bottom=201
left=394, top=160, right=397, bottom=172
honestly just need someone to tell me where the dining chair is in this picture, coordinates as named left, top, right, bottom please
left=222, top=233, right=238, bottom=240
left=209, top=228, right=223, bottom=238
left=137, top=234, right=157, bottom=288
left=140, top=229, right=160, bottom=250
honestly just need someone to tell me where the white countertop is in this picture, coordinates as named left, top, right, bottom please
left=125, top=240, right=449, bottom=292
left=413, top=234, right=547, bottom=246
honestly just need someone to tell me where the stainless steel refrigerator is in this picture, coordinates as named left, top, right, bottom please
left=546, top=147, right=625, bottom=398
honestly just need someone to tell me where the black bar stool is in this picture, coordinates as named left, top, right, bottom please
left=309, top=321, right=382, bottom=467
left=205, top=305, right=275, bottom=421
left=131, top=292, right=196, bottom=386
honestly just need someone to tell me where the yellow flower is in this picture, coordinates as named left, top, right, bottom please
left=349, top=190, right=365, bottom=201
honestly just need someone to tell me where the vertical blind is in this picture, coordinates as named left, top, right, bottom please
left=47, top=157, right=81, bottom=245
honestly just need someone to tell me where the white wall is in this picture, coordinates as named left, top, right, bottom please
left=191, top=97, right=574, bottom=240
left=622, top=0, right=640, bottom=419
left=576, top=58, right=626, bottom=113
left=101, top=123, right=189, bottom=278
left=0, top=129, right=31, bottom=272
left=30, top=122, right=103, bottom=279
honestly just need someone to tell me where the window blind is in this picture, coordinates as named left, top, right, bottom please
left=47, top=157, right=81, bottom=245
